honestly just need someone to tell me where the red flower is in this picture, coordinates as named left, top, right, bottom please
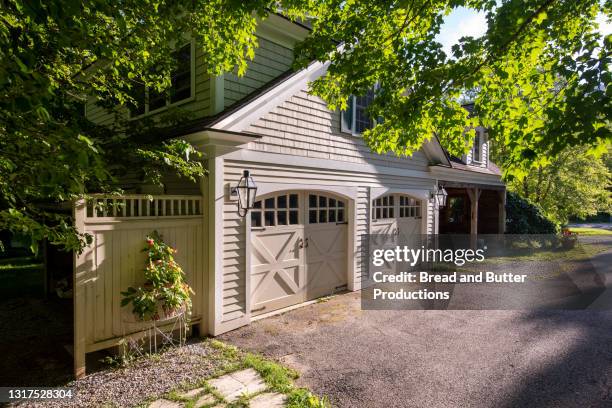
left=147, top=239, right=154, bottom=246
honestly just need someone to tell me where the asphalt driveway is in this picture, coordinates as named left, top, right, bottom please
left=220, top=291, right=612, bottom=407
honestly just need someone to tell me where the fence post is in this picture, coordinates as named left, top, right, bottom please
left=73, top=199, right=87, bottom=379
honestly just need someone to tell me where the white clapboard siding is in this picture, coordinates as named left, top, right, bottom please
left=73, top=195, right=205, bottom=376
left=224, top=37, right=294, bottom=108
left=246, top=89, right=431, bottom=170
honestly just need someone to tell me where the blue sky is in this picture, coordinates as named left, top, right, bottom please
left=437, top=7, right=612, bottom=57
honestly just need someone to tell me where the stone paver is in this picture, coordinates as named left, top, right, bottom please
left=194, top=393, right=216, bottom=407
left=148, top=399, right=182, bottom=408
left=179, top=387, right=204, bottom=399
left=249, top=392, right=286, bottom=408
left=207, top=368, right=267, bottom=402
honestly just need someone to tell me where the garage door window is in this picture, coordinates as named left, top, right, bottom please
left=399, top=196, right=421, bottom=218
left=308, top=194, right=345, bottom=224
left=251, top=193, right=299, bottom=227
left=372, top=195, right=394, bottom=220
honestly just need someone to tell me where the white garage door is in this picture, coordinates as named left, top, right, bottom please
left=370, top=194, right=423, bottom=275
left=249, top=192, right=348, bottom=315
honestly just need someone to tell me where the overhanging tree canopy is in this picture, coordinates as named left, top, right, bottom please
left=0, top=0, right=610, bottom=250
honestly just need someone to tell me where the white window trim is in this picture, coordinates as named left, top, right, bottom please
left=129, top=39, right=196, bottom=120
left=340, top=91, right=377, bottom=137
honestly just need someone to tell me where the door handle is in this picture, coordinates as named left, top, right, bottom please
left=297, top=238, right=304, bottom=249
left=305, top=237, right=309, bottom=248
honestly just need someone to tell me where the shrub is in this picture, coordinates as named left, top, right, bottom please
left=121, top=231, right=193, bottom=320
left=505, top=191, right=558, bottom=234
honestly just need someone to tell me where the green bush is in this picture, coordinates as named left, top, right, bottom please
left=505, top=191, right=559, bottom=234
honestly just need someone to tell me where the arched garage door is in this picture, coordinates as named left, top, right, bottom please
left=249, top=192, right=348, bottom=315
left=369, top=194, right=423, bottom=275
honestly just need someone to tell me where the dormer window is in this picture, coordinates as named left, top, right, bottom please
left=129, top=42, right=194, bottom=118
left=472, top=128, right=483, bottom=163
left=341, top=89, right=375, bottom=135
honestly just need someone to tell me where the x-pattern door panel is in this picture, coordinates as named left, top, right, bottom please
left=305, top=223, right=348, bottom=299
left=251, top=226, right=305, bottom=315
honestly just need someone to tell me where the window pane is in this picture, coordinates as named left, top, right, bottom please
left=329, top=198, right=336, bottom=208
left=309, top=194, right=317, bottom=208
left=253, top=200, right=262, bottom=209
left=389, top=195, right=394, bottom=205
left=389, top=208, right=394, bottom=218
left=382, top=208, right=388, bottom=218
left=277, top=195, right=287, bottom=208
left=309, top=210, right=317, bottom=224
left=277, top=211, right=287, bottom=225
left=382, top=196, right=388, bottom=206
left=264, top=211, right=275, bottom=226
left=355, top=89, right=374, bottom=134
left=400, top=208, right=404, bottom=218
left=341, top=95, right=354, bottom=132
left=376, top=208, right=381, bottom=219
left=338, top=209, right=344, bottom=222
left=251, top=211, right=262, bottom=227
left=289, top=194, right=299, bottom=208
left=416, top=207, right=421, bottom=217
left=319, top=196, right=327, bottom=208
left=130, top=83, right=146, bottom=116
left=149, top=88, right=166, bottom=111
left=170, top=45, right=191, bottom=103
left=338, top=201, right=345, bottom=208
left=289, top=210, right=298, bottom=224
left=264, top=211, right=275, bottom=225
left=329, top=209, right=336, bottom=223
left=319, top=209, right=327, bottom=223
left=375, top=198, right=381, bottom=206
left=265, top=198, right=275, bottom=209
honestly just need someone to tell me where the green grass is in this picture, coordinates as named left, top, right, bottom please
left=486, top=243, right=609, bottom=263
left=207, top=340, right=331, bottom=408
left=0, top=255, right=45, bottom=297
left=568, top=227, right=612, bottom=236
left=154, top=339, right=331, bottom=408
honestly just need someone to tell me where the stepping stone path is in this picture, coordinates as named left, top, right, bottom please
left=147, top=368, right=287, bottom=407
left=208, top=368, right=267, bottom=402
left=249, top=392, right=287, bottom=408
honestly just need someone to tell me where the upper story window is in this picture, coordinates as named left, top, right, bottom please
left=130, top=43, right=194, bottom=118
left=340, top=88, right=375, bottom=135
left=472, top=128, right=483, bottom=163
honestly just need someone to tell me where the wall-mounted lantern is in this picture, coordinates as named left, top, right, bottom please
left=432, top=185, right=448, bottom=208
left=231, top=170, right=258, bottom=217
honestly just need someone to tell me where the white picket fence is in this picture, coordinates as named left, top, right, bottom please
left=73, top=195, right=206, bottom=378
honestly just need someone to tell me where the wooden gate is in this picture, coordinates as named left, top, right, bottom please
left=73, top=195, right=205, bottom=377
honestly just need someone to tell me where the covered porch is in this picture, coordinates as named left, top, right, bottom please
left=438, top=182, right=506, bottom=235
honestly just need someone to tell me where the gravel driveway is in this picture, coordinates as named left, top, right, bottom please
left=220, top=290, right=612, bottom=407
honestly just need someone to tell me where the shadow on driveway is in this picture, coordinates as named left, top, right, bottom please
left=220, top=291, right=612, bottom=407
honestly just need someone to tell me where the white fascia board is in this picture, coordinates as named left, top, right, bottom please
left=421, top=138, right=451, bottom=167
left=182, top=130, right=259, bottom=149
left=212, top=60, right=330, bottom=132
left=429, top=165, right=505, bottom=186
left=256, top=14, right=310, bottom=49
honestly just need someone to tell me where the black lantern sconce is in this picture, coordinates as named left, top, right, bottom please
left=431, top=184, right=448, bottom=208
left=231, top=170, right=258, bottom=217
